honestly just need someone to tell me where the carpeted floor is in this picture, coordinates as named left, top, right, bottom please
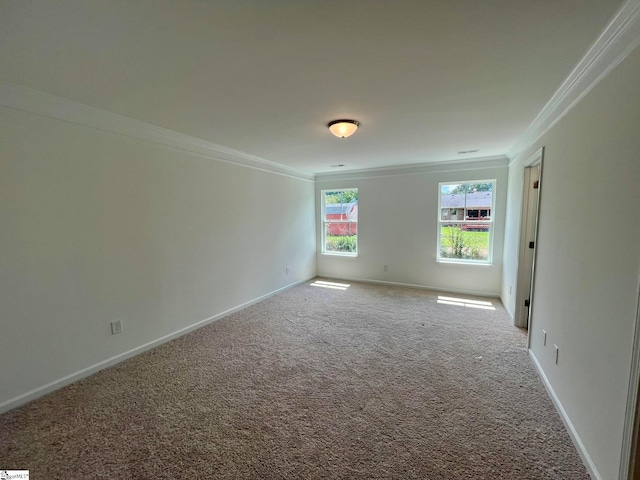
left=0, top=278, right=590, bottom=479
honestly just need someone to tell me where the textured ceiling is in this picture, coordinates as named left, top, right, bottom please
left=0, top=0, right=623, bottom=173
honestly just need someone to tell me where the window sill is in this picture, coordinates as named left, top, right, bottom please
left=436, top=259, right=492, bottom=266
left=321, top=252, right=358, bottom=258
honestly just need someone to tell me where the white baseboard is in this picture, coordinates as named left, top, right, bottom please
left=528, top=350, right=602, bottom=480
left=0, top=276, right=315, bottom=415
left=500, top=295, right=515, bottom=322
left=317, top=274, right=500, bottom=299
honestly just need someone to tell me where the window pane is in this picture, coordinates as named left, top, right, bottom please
left=438, top=181, right=494, bottom=263
left=322, top=189, right=358, bottom=255
left=440, top=188, right=463, bottom=221
left=324, top=224, right=357, bottom=253
left=439, top=223, right=490, bottom=261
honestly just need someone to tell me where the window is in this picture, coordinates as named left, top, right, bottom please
left=437, top=180, right=495, bottom=264
left=321, top=189, right=358, bottom=256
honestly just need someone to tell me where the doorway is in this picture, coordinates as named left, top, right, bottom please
left=515, top=147, right=544, bottom=334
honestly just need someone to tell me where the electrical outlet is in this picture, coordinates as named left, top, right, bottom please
left=111, top=320, right=122, bottom=335
left=543, top=329, right=547, bottom=346
left=384, top=264, right=389, bottom=272
left=554, top=344, right=559, bottom=364
left=285, top=267, right=289, bottom=275
left=509, top=285, right=512, bottom=295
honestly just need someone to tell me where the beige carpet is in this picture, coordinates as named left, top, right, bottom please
left=0, top=278, right=590, bottom=479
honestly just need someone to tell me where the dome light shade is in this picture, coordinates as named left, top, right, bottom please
left=328, top=119, right=359, bottom=138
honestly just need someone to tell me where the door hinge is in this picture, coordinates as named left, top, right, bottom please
left=524, top=299, right=530, bottom=307
left=529, top=241, right=535, bottom=249
left=533, top=180, right=539, bottom=189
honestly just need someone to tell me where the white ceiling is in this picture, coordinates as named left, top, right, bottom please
left=0, top=0, right=624, bottom=174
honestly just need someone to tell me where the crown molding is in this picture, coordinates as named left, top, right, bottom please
left=315, top=156, right=509, bottom=182
left=0, top=82, right=315, bottom=181
left=507, top=0, right=640, bottom=162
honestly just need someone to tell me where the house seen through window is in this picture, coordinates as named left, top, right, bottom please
left=321, top=189, right=358, bottom=256
left=438, top=181, right=495, bottom=264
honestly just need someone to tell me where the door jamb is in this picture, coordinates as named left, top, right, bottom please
left=620, top=279, right=640, bottom=480
left=515, top=147, right=544, bottom=344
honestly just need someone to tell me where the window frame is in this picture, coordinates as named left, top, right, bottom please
left=321, top=188, right=358, bottom=257
left=437, top=180, right=496, bottom=265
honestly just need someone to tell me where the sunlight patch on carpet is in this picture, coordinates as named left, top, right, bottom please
left=437, top=295, right=496, bottom=310
left=310, top=280, right=351, bottom=290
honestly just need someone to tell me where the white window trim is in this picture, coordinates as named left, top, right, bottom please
left=321, top=188, right=358, bottom=257
left=436, top=180, right=496, bottom=265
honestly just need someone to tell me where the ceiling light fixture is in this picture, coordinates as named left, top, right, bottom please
left=328, top=119, right=359, bottom=138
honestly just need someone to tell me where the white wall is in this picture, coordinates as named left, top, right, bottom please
left=502, top=46, right=640, bottom=480
left=0, top=105, right=316, bottom=411
left=316, top=160, right=508, bottom=296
